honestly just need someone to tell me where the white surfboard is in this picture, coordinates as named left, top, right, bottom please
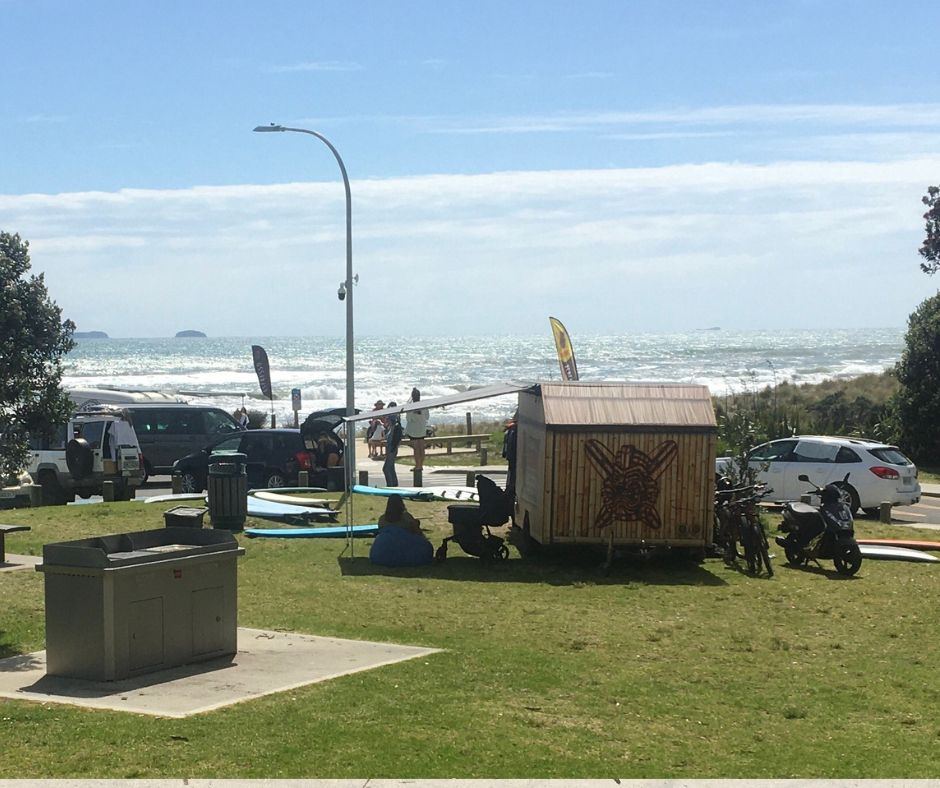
left=858, top=544, right=940, bottom=563
left=143, top=493, right=207, bottom=504
left=250, top=490, right=334, bottom=508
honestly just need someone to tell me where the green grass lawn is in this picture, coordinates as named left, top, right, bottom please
left=1, top=497, right=940, bottom=778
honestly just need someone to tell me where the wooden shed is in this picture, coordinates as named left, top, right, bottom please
left=515, top=382, right=717, bottom=548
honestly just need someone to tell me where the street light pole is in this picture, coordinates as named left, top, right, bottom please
left=253, top=124, right=356, bottom=486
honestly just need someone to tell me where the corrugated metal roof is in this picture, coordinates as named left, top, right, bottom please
left=537, top=382, right=717, bottom=428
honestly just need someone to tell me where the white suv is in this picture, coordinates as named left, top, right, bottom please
left=719, top=435, right=921, bottom=514
left=28, top=411, right=144, bottom=505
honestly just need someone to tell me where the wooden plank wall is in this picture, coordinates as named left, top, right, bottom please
left=515, top=392, right=548, bottom=542
left=546, top=429, right=716, bottom=546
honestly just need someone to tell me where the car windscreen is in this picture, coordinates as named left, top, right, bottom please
left=869, top=447, right=913, bottom=465
left=208, top=435, right=243, bottom=453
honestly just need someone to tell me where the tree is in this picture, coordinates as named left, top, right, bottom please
left=0, top=232, right=75, bottom=479
left=895, top=291, right=940, bottom=464
left=919, top=185, right=940, bottom=275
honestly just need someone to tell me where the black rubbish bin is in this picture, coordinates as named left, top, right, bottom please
left=207, top=450, right=247, bottom=531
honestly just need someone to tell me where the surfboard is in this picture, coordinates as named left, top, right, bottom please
left=245, top=524, right=379, bottom=538
left=143, top=493, right=207, bottom=504
left=417, top=486, right=479, bottom=502
left=352, top=484, right=436, bottom=501
left=858, top=544, right=940, bottom=563
left=247, top=486, right=328, bottom=494
left=250, top=490, right=333, bottom=508
left=246, top=496, right=337, bottom=523
left=351, top=484, right=479, bottom=502
left=857, top=538, right=940, bottom=551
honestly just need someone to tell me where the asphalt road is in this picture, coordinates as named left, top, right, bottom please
left=874, top=494, right=940, bottom=531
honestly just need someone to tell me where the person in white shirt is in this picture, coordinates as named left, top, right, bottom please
left=404, top=387, right=429, bottom=471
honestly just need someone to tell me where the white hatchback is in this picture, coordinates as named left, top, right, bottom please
left=718, top=435, right=921, bottom=514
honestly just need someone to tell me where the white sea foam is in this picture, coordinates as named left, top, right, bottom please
left=63, top=329, right=904, bottom=426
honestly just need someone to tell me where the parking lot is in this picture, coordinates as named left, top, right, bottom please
left=877, top=492, right=940, bottom=530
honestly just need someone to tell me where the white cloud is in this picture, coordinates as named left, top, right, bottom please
left=420, top=103, right=940, bottom=135
left=266, top=61, right=363, bottom=73
left=2, top=157, right=937, bottom=337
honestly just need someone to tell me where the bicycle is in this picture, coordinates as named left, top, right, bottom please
left=713, top=481, right=774, bottom=577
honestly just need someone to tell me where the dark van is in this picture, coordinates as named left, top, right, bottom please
left=120, top=404, right=240, bottom=476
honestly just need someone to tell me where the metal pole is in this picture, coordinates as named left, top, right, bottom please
left=253, top=123, right=357, bottom=555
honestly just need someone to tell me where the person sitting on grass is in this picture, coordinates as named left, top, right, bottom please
left=371, top=493, right=433, bottom=567
left=378, top=494, right=424, bottom=537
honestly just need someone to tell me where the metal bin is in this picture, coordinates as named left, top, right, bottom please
left=207, top=450, right=247, bottom=530
left=37, top=527, right=244, bottom=681
left=163, top=505, right=208, bottom=528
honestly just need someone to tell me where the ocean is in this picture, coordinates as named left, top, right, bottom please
left=63, top=328, right=905, bottom=426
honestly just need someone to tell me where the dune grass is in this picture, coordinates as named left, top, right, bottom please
left=1, top=497, right=940, bottom=778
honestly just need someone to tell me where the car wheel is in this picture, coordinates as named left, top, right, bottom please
left=141, top=460, right=153, bottom=484
left=265, top=470, right=287, bottom=489
left=835, top=482, right=860, bottom=515
left=179, top=471, right=202, bottom=494
left=39, top=471, right=68, bottom=506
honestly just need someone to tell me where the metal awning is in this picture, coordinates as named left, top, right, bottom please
left=343, top=381, right=537, bottom=423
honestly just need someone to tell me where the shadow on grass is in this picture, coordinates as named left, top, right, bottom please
left=0, top=645, right=43, bottom=669
left=339, top=545, right=727, bottom=587
left=775, top=562, right=862, bottom=581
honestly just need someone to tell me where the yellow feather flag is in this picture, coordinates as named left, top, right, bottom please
left=549, top=316, right=579, bottom=381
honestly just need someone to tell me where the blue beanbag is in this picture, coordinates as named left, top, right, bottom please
left=369, top=525, right=434, bottom=567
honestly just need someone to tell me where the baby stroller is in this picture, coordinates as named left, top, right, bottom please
left=436, top=475, right=512, bottom=561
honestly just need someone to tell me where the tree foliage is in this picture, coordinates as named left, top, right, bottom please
left=0, top=231, right=75, bottom=479
left=895, top=291, right=940, bottom=464
left=920, top=185, right=940, bottom=275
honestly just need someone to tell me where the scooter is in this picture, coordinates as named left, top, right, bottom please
left=776, top=473, right=863, bottom=576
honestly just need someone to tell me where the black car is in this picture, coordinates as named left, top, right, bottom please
left=172, top=428, right=343, bottom=493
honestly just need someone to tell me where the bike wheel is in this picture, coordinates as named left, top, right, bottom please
left=785, top=545, right=807, bottom=566
left=741, top=523, right=760, bottom=574
left=756, top=529, right=773, bottom=577
left=833, top=544, right=862, bottom=576
left=714, top=511, right=734, bottom=565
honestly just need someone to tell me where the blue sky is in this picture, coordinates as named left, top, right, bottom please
left=2, top=0, right=940, bottom=336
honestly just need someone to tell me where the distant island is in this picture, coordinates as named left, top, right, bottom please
left=74, top=331, right=109, bottom=339
left=175, top=330, right=207, bottom=338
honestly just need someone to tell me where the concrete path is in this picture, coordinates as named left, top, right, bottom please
left=0, top=627, right=440, bottom=718
left=0, top=553, right=41, bottom=573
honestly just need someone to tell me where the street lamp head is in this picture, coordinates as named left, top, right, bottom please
left=253, top=124, right=286, bottom=132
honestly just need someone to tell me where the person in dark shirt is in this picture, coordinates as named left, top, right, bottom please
left=383, top=401, right=402, bottom=486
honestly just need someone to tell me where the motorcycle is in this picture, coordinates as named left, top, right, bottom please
left=776, top=473, right=862, bottom=576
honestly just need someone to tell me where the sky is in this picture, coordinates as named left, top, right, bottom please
left=2, top=0, right=940, bottom=338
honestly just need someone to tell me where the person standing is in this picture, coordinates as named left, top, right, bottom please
left=383, top=402, right=402, bottom=486
left=404, top=387, right=429, bottom=472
